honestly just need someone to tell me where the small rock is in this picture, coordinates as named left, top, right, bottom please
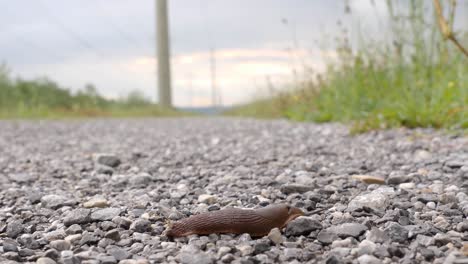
left=91, top=208, right=121, bottom=221
left=217, top=246, right=231, bottom=258
left=348, top=189, right=390, bottom=212
left=399, top=182, right=415, bottom=190
left=8, top=173, right=37, bottom=183
left=328, top=223, right=368, bottom=238
left=357, top=240, right=376, bottom=256
left=366, top=227, right=389, bottom=244
left=426, top=202, right=436, bottom=210
left=50, top=240, right=71, bottom=251
left=267, top=228, right=284, bottom=244
left=357, top=254, right=380, bottom=264
left=386, top=172, right=411, bottom=184
left=37, top=257, right=57, bottom=264
left=41, top=195, right=76, bottom=209
left=105, top=229, right=121, bottom=241
left=112, top=216, right=132, bottom=229
left=197, top=194, right=217, bottom=204
left=253, top=241, right=271, bottom=254
left=63, top=208, right=91, bottom=226
left=282, top=248, right=302, bottom=261
left=384, top=222, right=408, bottom=243
left=236, top=244, right=253, bottom=256
left=18, top=234, right=40, bottom=249
left=6, top=220, right=23, bottom=238
left=317, top=230, right=339, bottom=245
left=107, top=246, right=131, bottom=261
left=3, top=239, right=18, bottom=252
left=66, top=224, right=82, bottom=235
left=65, top=234, right=82, bottom=244
left=130, top=219, right=151, bottom=232
left=285, top=216, right=322, bottom=236
left=280, top=184, right=314, bottom=194
left=83, top=197, right=109, bottom=208
left=178, top=252, right=214, bottom=264
left=94, top=153, right=121, bottom=167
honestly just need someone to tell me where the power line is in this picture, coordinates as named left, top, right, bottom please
left=35, top=0, right=108, bottom=59
left=92, top=1, right=150, bottom=52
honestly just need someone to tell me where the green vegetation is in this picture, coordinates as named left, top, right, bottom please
left=0, top=64, right=180, bottom=119
left=229, top=0, right=468, bottom=132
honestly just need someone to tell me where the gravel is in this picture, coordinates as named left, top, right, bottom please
left=0, top=118, right=467, bottom=263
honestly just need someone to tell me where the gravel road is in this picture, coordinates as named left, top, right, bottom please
left=0, top=118, right=467, bottom=264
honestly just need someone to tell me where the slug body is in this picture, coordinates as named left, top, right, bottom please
left=166, top=204, right=304, bottom=237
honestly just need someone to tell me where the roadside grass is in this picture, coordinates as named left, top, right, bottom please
left=0, top=66, right=187, bottom=119
left=227, top=0, right=468, bottom=133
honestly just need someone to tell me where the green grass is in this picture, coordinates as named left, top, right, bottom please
left=228, top=0, right=468, bottom=133
left=0, top=64, right=185, bottom=119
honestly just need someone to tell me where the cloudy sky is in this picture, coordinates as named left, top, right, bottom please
left=0, top=1, right=466, bottom=107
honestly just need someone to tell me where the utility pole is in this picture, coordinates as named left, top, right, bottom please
left=210, top=48, right=217, bottom=108
left=156, top=0, right=172, bottom=107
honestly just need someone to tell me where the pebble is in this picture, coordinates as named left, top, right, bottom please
left=383, top=222, right=408, bottom=243
left=267, top=228, right=284, bottom=244
left=41, top=194, right=76, bottom=209
left=94, top=153, right=121, bottom=168
left=285, top=216, right=322, bottom=236
left=50, top=240, right=71, bottom=251
left=6, top=220, right=23, bottom=238
left=36, top=257, right=57, bottom=264
left=63, top=208, right=91, bottom=226
left=90, top=208, right=121, bottom=221
left=197, top=194, right=217, bottom=204
left=357, top=254, right=380, bottom=264
left=327, top=223, right=368, bottom=238
left=130, top=219, right=152, bottom=232
left=83, top=197, right=109, bottom=208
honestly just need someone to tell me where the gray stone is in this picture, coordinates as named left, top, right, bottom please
left=348, top=189, right=390, bottom=212
left=328, top=223, right=368, bottom=238
left=8, top=173, right=37, bottom=183
left=130, top=219, right=151, bottom=232
left=50, top=240, right=71, bottom=251
left=65, top=224, right=82, bottom=235
left=3, top=240, right=18, bottom=252
left=94, top=153, right=121, bottom=168
left=267, top=228, right=284, bottom=244
left=357, top=254, right=380, bottom=264
left=105, top=229, right=121, bottom=241
left=6, top=220, right=23, bottom=238
left=41, top=194, right=76, bottom=209
left=107, top=246, right=131, bottom=261
left=317, top=230, right=339, bottom=245
left=178, top=252, right=214, bottom=264
left=36, top=257, right=57, bottom=264
left=63, top=208, right=91, bottom=226
left=285, top=216, right=322, bottom=236
left=383, top=222, right=408, bottom=243
left=91, top=208, right=121, bottom=221
left=282, top=248, right=302, bottom=261
left=197, top=194, right=217, bottom=204
left=366, top=227, right=389, bottom=244
left=357, top=240, right=376, bottom=256
left=253, top=241, right=271, bottom=254
left=18, top=234, right=40, bottom=249
left=280, top=184, right=314, bottom=194
left=83, top=197, right=109, bottom=208
left=386, top=172, right=411, bottom=184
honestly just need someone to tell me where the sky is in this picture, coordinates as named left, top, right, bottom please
left=0, top=0, right=466, bottom=107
